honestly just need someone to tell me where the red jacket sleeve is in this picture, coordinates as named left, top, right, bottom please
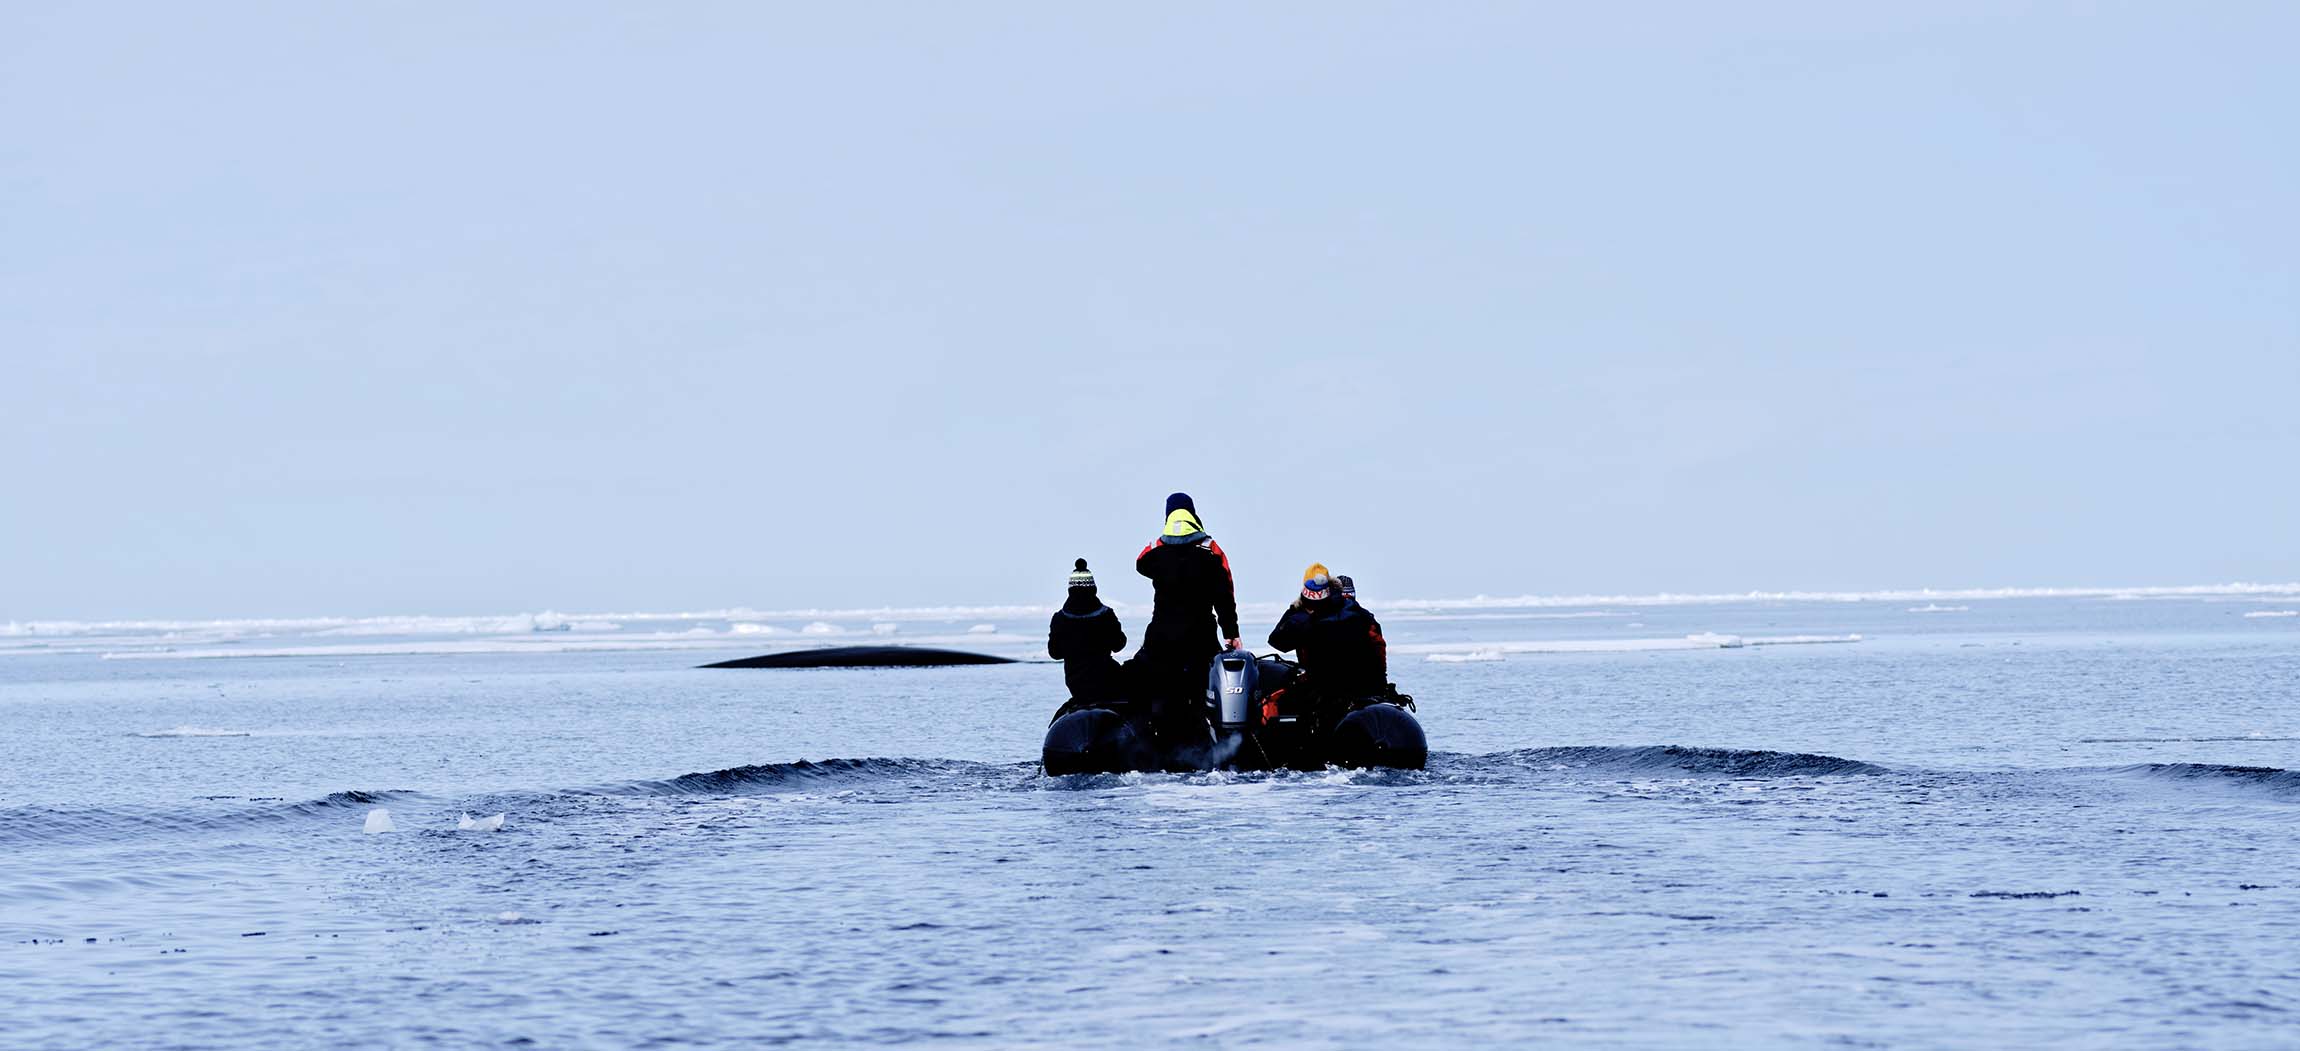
left=1207, top=540, right=1240, bottom=640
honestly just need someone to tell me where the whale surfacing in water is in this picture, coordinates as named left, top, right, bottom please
left=698, top=646, right=1018, bottom=669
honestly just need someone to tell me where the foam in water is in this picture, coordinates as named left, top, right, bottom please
left=458, top=812, right=506, bottom=832
left=2243, top=610, right=2298, bottom=618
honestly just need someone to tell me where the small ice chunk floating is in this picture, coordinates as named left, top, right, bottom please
left=362, top=809, right=396, bottom=834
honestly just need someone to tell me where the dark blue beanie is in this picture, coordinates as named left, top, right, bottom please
left=1165, top=492, right=1195, bottom=516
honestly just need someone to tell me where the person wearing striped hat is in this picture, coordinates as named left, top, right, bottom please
left=1047, top=558, right=1127, bottom=710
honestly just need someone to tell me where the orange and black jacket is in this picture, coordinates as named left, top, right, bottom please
left=1135, top=536, right=1241, bottom=653
left=1268, top=596, right=1388, bottom=698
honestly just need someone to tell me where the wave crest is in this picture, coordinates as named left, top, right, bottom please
left=2114, top=762, right=2300, bottom=796
left=611, top=757, right=996, bottom=796
left=0, top=789, right=420, bottom=847
left=1476, top=745, right=1889, bottom=778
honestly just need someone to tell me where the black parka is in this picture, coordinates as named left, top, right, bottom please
left=1268, top=595, right=1388, bottom=698
left=1048, top=590, right=1127, bottom=703
left=1134, top=534, right=1241, bottom=656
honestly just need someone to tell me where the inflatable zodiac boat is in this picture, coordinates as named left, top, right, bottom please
left=1041, top=652, right=1426, bottom=775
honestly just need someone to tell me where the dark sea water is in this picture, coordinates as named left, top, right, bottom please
left=3, top=595, right=2297, bottom=1048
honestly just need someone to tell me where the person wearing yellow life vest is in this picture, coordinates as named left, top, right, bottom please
left=1129, top=492, right=1242, bottom=738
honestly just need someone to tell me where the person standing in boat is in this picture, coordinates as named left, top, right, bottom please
left=1267, top=562, right=1389, bottom=726
left=1047, top=558, right=1127, bottom=714
left=1131, top=492, right=1242, bottom=739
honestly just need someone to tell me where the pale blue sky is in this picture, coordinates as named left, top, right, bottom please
left=4, top=3, right=2295, bottom=620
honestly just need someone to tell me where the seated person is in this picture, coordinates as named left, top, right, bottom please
left=1047, top=559, right=1127, bottom=716
left=1266, top=563, right=1389, bottom=726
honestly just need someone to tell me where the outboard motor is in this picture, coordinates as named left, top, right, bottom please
left=1209, top=651, right=1258, bottom=734
left=1186, top=653, right=1260, bottom=768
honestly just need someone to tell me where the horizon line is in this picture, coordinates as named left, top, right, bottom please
left=9, top=580, right=2300, bottom=637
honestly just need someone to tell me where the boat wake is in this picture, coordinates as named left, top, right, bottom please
left=11, top=747, right=2297, bottom=852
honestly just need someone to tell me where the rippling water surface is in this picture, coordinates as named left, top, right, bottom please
left=4, top=597, right=2297, bottom=1047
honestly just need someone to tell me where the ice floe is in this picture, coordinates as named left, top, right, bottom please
left=13, top=581, right=2295, bottom=643
left=134, top=726, right=252, bottom=738
left=22, top=580, right=2299, bottom=662
left=1426, top=651, right=1505, bottom=663
left=1398, top=634, right=1861, bottom=658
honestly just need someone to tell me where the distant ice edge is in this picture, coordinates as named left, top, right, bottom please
left=1403, top=634, right=1862, bottom=658
left=11, top=581, right=2299, bottom=640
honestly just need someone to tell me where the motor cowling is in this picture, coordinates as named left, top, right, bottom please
left=1209, top=652, right=1258, bottom=731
